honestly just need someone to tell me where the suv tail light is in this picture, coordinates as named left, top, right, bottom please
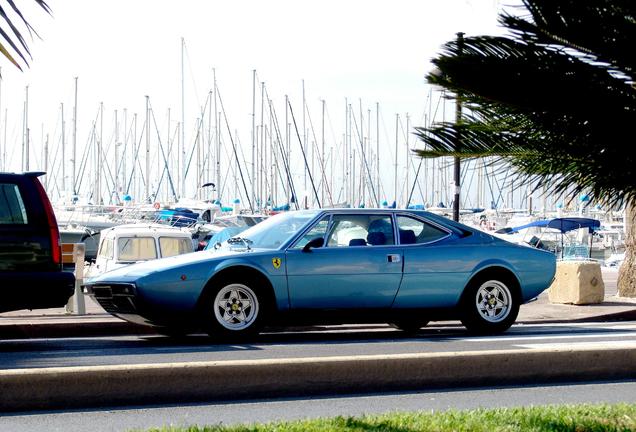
left=34, top=178, right=62, bottom=266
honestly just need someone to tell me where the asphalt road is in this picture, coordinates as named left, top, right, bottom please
left=1, top=321, right=635, bottom=370
left=3, top=380, right=636, bottom=432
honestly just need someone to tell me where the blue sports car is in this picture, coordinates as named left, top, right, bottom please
left=83, top=209, right=556, bottom=337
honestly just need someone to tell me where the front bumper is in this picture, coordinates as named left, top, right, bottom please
left=83, top=282, right=138, bottom=315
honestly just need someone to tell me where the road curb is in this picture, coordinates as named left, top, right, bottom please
left=2, top=307, right=636, bottom=339
left=0, top=321, right=155, bottom=339
left=0, top=308, right=636, bottom=340
left=1, top=346, right=635, bottom=411
left=517, top=309, right=636, bottom=325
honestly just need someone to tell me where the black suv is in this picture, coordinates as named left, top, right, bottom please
left=0, top=172, right=74, bottom=313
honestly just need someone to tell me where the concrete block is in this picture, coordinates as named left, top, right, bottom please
left=548, top=260, right=605, bottom=305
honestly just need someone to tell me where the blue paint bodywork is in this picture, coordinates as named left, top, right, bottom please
left=84, top=209, right=556, bottom=329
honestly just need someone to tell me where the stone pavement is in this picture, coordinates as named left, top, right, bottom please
left=1, top=268, right=635, bottom=339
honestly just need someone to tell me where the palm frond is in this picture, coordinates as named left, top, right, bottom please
left=0, top=0, right=51, bottom=70
left=502, top=0, right=636, bottom=78
left=0, top=39, right=20, bottom=69
left=416, top=0, right=636, bottom=207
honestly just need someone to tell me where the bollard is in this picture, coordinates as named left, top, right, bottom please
left=64, top=243, right=86, bottom=315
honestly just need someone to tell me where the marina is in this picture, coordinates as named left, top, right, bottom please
left=0, top=38, right=626, bottom=271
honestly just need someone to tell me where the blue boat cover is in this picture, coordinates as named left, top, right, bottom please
left=504, top=217, right=600, bottom=234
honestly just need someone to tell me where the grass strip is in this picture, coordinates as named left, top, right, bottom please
left=144, top=403, right=636, bottom=432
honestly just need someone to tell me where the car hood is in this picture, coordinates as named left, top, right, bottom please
left=87, top=247, right=275, bottom=282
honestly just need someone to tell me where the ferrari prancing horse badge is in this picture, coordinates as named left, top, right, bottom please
left=272, top=257, right=282, bottom=269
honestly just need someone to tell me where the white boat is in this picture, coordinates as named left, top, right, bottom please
left=492, top=217, right=602, bottom=261
left=59, top=223, right=101, bottom=262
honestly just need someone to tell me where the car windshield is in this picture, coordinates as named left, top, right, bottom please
left=229, top=210, right=320, bottom=249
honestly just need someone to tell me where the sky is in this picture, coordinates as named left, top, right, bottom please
left=0, top=0, right=517, bottom=207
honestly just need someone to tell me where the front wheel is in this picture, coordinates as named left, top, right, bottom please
left=460, top=277, right=519, bottom=334
left=201, top=280, right=264, bottom=339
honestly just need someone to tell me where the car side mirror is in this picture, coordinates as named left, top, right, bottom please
left=302, top=237, right=324, bottom=252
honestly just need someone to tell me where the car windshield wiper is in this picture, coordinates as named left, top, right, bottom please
left=227, top=237, right=253, bottom=250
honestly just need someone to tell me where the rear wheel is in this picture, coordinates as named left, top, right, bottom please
left=460, top=276, right=519, bottom=334
left=201, top=278, right=265, bottom=339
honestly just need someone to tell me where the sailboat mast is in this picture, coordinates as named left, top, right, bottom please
left=359, top=100, right=365, bottom=207
left=394, top=113, right=398, bottom=208
left=145, top=96, right=151, bottom=202
left=368, top=107, right=372, bottom=206
left=97, top=101, right=103, bottom=205
left=43, top=128, right=48, bottom=190
left=302, top=80, right=306, bottom=200
left=72, top=77, right=78, bottom=195
left=123, top=108, right=128, bottom=201
left=405, top=114, right=410, bottom=207
left=181, top=38, right=186, bottom=199
left=166, top=108, right=171, bottom=202
left=251, top=69, right=256, bottom=210
left=61, top=103, right=65, bottom=195
left=214, top=69, right=221, bottom=202
left=285, top=95, right=290, bottom=205
left=321, top=99, right=325, bottom=207
left=207, top=90, right=212, bottom=194
left=23, top=86, right=29, bottom=172
left=260, top=81, right=265, bottom=209
left=376, top=103, right=380, bottom=207
left=114, top=109, right=119, bottom=204
left=270, top=99, right=276, bottom=207
left=344, top=99, right=349, bottom=206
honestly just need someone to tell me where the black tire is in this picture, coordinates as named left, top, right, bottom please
left=389, top=320, right=429, bottom=334
left=200, top=277, right=265, bottom=339
left=460, top=274, right=519, bottom=334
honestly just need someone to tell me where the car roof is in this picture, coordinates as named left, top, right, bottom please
left=313, top=208, right=433, bottom=218
left=0, top=171, right=46, bottom=179
left=101, top=223, right=192, bottom=239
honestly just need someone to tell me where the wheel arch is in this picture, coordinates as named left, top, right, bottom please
left=458, top=264, right=523, bottom=334
left=461, top=264, right=522, bottom=304
left=198, top=265, right=278, bottom=314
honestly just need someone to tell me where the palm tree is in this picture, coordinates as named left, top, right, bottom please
left=0, top=0, right=50, bottom=70
left=414, top=0, right=636, bottom=297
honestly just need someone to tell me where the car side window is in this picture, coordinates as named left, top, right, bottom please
left=397, top=215, right=449, bottom=244
left=291, top=215, right=330, bottom=249
left=326, top=215, right=394, bottom=247
left=0, top=183, right=28, bottom=224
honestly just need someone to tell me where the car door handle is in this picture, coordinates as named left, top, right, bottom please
left=387, top=254, right=401, bottom=263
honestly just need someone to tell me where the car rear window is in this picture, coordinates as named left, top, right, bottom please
left=0, top=183, right=28, bottom=224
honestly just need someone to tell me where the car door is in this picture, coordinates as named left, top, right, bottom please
left=285, top=213, right=403, bottom=309
left=391, top=214, right=470, bottom=308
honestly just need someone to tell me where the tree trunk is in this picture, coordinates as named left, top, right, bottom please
left=617, top=200, right=636, bottom=297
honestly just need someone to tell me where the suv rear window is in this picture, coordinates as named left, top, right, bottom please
left=0, top=183, right=28, bottom=224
